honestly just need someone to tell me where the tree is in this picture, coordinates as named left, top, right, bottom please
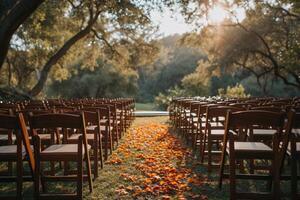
left=181, top=60, right=211, bottom=96
left=47, top=61, right=138, bottom=99
left=0, top=0, right=217, bottom=69
left=182, top=0, right=300, bottom=92
left=2, top=0, right=159, bottom=97
left=0, top=0, right=43, bottom=68
left=137, top=34, right=205, bottom=102
left=1, top=0, right=225, bottom=99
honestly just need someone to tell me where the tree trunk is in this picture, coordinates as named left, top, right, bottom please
left=0, top=0, right=43, bottom=69
left=28, top=25, right=93, bottom=96
left=6, top=57, right=12, bottom=86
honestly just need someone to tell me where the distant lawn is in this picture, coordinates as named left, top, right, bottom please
left=135, top=103, right=156, bottom=111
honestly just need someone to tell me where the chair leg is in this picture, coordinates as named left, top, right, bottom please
left=272, top=137, right=280, bottom=200
left=291, top=140, right=297, bottom=200
left=17, top=161, right=23, bottom=199
left=17, top=137, right=23, bottom=199
left=199, top=131, right=204, bottom=161
left=272, top=158, right=280, bottom=200
left=77, top=137, right=83, bottom=200
left=34, top=136, right=41, bottom=200
left=218, top=128, right=229, bottom=189
left=85, top=146, right=93, bottom=193
left=229, top=134, right=236, bottom=200
left=98, top=134, right=104, bottom=169
left=104, top=129, right=108, bottom=160
left=208, top=135, right=212, bottom=173
left=94, top=135, right=98, bottom=180
left=201, top=133, right=207, bottom=164
left=114, top=128, right=118, bottom=147
left=109, top=130, right=113, bottom=154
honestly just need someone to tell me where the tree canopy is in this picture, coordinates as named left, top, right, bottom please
left=0, top=0, right=299, bottom=102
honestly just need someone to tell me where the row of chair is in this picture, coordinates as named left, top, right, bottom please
left=170, top=97, right=300, bottom=200
left=0, top=98, right=135, bottom=199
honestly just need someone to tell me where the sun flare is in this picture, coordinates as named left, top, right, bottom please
left=208, top=5, right=228, bottom=24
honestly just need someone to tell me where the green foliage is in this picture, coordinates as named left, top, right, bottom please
left=218, top=84, right=250, bottom=98
left=1, top=0, right=162, bottom=97
left=179, top=0, right=300, bottom=98
left=135, top=103, right=156, bottom=111
left=1, top=0, right=299, bottom=102
left=241, top=75, right=300, bottom=97
left=47, top=63, right=138, bottom=99
left=154, top=85, right=186, bottom=110
left=181, top=60, right=212, bottom=96
left=137, top=34, right=205, bottom=102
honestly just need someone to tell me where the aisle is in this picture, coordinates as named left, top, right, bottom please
left=86, top=117, right=228, bottom=199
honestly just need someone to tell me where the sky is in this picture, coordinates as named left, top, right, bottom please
left=151, top=9, right=194, bottom=37
left=151, top=4, right=246, bottom=37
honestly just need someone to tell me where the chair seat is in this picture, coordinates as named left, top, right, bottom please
left=0, top=145, right=19, bottom=154
left=210, top=121, right=224, bottom=127
left=39, top=134, right=63, bottom=140
left=210, top=129, right=225, bottom=135
left=0, top=134, right=16, bottom=141
left=86, top=125, right=113, bottom=132
left=68, top=133, right=102, bottom=141
left=29, top=134, right=63, bottom=140
left=0, top=145, right=26, bottom=160
left=100, top=119, right=117, bottom=124
left=208, top=129, right=226, bottom=140
left=227, top=142, right=273, bottom=159
left=40, top=144, right=91, bottom=160
left=0, top=134, right=16, bottom=145
left=253, top=129, right=277, bottom=135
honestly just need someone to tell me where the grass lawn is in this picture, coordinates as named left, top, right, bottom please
left=135, top=103, right=157, bottom=111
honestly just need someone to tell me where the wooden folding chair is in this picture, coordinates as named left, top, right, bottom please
left=67, top=110, right=104, bottom=179
left=187, top=102, right=204, bottom=150
left=29, top=113, right=93, bottom=199
left=285, top=110, right=300, bottom=200
left=218, top=110, right=286, bottom=200
left=83, top=105, right=113, bottom=160
left=0, top=113, right=34, bottom=199
left=201, top=106, right=244, bottom=172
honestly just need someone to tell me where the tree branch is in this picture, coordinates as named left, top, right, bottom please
left=0, top=0, right=44, bottom=69
left=267, top=4, right=300, bottom=20
left=28, top=7, right=101, bottom=96
left=91, top=29, right=122, bottom=58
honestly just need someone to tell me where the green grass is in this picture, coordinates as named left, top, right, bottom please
left=135, top=103, right=156, bottom=111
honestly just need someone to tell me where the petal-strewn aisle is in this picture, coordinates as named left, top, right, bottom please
left=86, top=117, right=227, bottom=199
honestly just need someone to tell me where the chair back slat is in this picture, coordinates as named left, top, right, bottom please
left=227, top=110, right=285, bottom=128
left=0, top=114, right=19, bottom=129
left=207, top=106, right=245, bottom=119
left=250, top=106, right=284, bottom=113
left=29, top=113, right=83, bottom=129
left=65, top=110, right=99, bottom=126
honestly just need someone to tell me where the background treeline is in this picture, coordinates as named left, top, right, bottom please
left=0, top=1, right=299, bottom=110
left=48, top=33, right=300, bottom=109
